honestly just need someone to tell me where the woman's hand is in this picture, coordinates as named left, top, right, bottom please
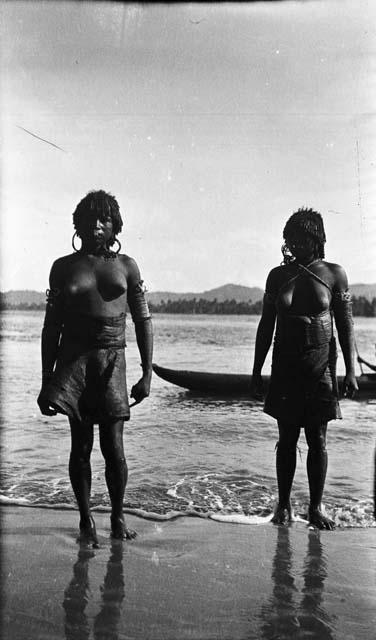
left=341, top=372, right=358, bottom=399
left=130, top=373, right=152, bottom=406
left=37, top=386, right=58, bottom=416
left=250, top=373, right=264, bottom=400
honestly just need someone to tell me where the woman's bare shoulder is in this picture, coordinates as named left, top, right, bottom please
left=50, top=253, right=78, bottom=272
left=322, top=260, right=346, bottom=274
left=320, top=261, right=349, bottom=289
left=268, top=264, right=287, bottom=277
left=48, top=254, right=77, bottom=286
left=118, top=254, right=141, bottom=281
left=266, top=264, right=291, bottom=286
left=118, top=253, right=138, bottom=269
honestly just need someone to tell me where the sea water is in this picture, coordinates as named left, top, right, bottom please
left=1, top=311, right=375, bottom=527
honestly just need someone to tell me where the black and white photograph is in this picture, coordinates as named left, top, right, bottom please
left=1, top=1, right=375, bottom=638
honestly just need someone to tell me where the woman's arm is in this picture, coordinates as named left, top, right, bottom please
left=135, top=318, right=153, bottom=375
left=38, top=260, right=64, bottom=414
left=331, top=265, right=358, bottom=397
left=250, top=271, right=277, bottom=397
left=252, top=302, right=277, bottom=376
left=126, top=258, right=153, bottom=404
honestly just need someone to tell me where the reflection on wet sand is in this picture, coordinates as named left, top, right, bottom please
left=93, top=541, right=124, bottom=640
left=63, top=540, right=125, bottom=640
left=260, top=527, right=335, bottom=639
left=63, top=546, right=94, bottom=640
left=299, top=531, right=335, bottom=638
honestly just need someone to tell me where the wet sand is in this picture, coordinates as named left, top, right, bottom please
left=1, top=505, right=375, bottom=639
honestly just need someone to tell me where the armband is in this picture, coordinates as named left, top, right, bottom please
left=46, top=288, right=61, bottom=308
left=332, top=290, right=352, bottom=304
left=332, top=290, right=354, bottom=332
left=128, top=280, right=152, bottom=322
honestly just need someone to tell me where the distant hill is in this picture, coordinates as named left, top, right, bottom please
left=0, top=290, right=46, bottom=306
left=349, top=283, right=376, bottom=300
left=149, top=283, right=376, bottom=304
left=1, top=282, right=375, bottom=308
left=147, top=284, right=265, bottom=305
left=0, top=285, right=263, bottom=308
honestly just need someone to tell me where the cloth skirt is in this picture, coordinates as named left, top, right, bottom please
left=44, top=313, right=130, bottom=424
left=264, top=313, right=341, bottom=426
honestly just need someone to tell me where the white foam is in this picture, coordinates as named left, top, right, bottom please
left=0, top=495, right=31, bottom=506
left=209, top=512, right=274, bottom=525
left=209, top=512, right=309, bottom=526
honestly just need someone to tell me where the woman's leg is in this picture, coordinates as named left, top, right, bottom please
left=69, top=418, right=98, bottom=546
left=272, top=421, right=301, bottom=524
left=304, top=422, right=335, bottom=530
left=99, top=418, right=136, bottom=540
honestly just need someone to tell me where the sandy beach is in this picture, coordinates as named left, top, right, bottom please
left=1, top=505, right=375, bottom=640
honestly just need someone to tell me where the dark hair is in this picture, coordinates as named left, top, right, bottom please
left=73, top=190, right=123, bottom=246
left=282, top=207, right=326, bottom=262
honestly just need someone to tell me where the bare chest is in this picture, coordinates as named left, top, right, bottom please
left=277, top=275, right=332, bottom=315
left=64, top=258, right=128, bottom=301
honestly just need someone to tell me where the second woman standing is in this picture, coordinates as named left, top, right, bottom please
left=251, top=208, right=358, bottom=529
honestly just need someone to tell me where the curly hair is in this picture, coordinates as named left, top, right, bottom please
left=73, top=190, right=123, bottom=246
left=282, top=207, right=326, bottom=262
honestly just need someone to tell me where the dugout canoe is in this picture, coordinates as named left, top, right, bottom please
left=152, top=364, right=376, bottom=399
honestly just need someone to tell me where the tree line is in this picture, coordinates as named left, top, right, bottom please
left=150, top=296, right=376, bottom=316
left=1, top=295, right=376, bottom=316
left=148, top=298, right=264, bottom=315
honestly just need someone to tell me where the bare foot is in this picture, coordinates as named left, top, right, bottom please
left=271, top=503, right=294, bottom=525
left=308, top=506, right=335, bottom=530
left=77, top=516, right=99, bottom=548
left=110, top=515, right=137, bottom=540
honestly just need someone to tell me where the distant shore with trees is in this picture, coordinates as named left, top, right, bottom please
left=150, top=296, right=376, bottom=316
left=1, top=296, right=375, bottom=316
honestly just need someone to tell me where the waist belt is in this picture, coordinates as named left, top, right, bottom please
left=61, top=312, right=126, bottom=349
left=275, top=311, right=333, bottom=350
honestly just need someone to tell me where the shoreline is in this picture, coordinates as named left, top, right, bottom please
left=1, top=505, right=375, bottom=639
left=1, top=499, right=375, bottom=528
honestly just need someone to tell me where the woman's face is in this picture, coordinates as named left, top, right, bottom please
left=285, top=229, right=315, bottom=261
left=77, top=211, right=114, bottom=249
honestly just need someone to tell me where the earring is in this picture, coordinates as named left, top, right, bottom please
left=72, top=232, right=81, bottom=252
left=112, top=238, right=121, bottom=254
left=281, top=242, right=294, bottom=265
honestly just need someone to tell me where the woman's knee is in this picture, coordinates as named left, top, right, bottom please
left=277, top=422, right=300, bottom=452
left=69, top=419, right=94, bottom=461
left=305, top=424, right=327, bottom=452
left=102, top=444, right=126, bottom=467
left=99, top=419, right=125, bottom=463
left=69, top=445, right=92, bottom=465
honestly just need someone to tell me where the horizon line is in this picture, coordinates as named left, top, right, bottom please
left=1, top=281, right=376, bottom=295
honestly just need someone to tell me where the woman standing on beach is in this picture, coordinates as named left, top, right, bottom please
left=37, top=190, right=153, bottom=545
left=251, top=208, right=358, bottom=529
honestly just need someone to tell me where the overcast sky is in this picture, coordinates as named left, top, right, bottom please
left=1, top=1, right=375, bottom=293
